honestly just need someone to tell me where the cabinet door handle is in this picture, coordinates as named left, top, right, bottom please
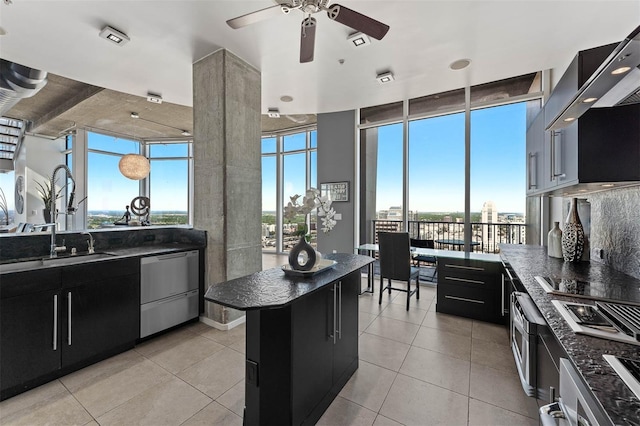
left=53, top=294, right=58, bottom=351
left=337, top=281, right=342, bottom=340
left=68, top=292, right=72, bottom=346
left=552, top=131, right=566, bottom=179
left=445, top=295, right=485, bottom=304
left=445, top=276, right=485, bottom=285
left=550, top=130, right=555, bottom=181
left=527, top=152, right=537, bottom=189
left=332, top=284, right=337, bottom=344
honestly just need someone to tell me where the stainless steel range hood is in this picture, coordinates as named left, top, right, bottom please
left=547, top=25, right=640, bottom=130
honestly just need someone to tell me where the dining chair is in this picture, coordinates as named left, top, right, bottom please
left=378, top=232, right=420, bottom=310
left=410, top=238, right=437, bottom=282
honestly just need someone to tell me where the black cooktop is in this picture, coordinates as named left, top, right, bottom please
left=540, top=276, right=640, bottom=304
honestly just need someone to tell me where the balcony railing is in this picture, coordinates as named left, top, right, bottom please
left=371, top=220, right=526, bottom=254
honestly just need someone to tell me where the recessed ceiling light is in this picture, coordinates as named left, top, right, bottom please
left=347, top=32, right=371, bottom=48
left=99, top=25, right=130, bottom=46
left=280, top=95, right=294, bottom=102
left=376, top=71, right=394, bottom=84
left=267, top=108, right=280, bottom=118
left=181, top=130, right=191, bottom=136
left=563, top=117, right=576, bottom=122
left=611, top=66, right=631, bottom=75
left=582, top=97, right=598, bottom=103
left=130, top=112, right=139, bottom=119
left=450, top=59, right=471, bottom=70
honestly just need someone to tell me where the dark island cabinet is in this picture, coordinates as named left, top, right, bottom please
left=245, top=270, right=361, bottom=426
left=0, top=258, right=140, bottom=400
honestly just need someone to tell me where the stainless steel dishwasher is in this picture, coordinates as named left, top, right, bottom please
left=140, top=250, right=199, bottom=338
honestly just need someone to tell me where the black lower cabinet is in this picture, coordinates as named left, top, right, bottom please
left=1, top=258, right=140, bottom=400
left=245, top=271, right=360, bottom=426
left=0, top=288, right=61, bottom=395
left=61, top=272, right=139, bottom=368
left=436, top=257, right=504, bottom=323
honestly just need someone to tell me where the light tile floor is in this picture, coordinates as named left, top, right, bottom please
left=0, top=254, right=539, bottom=425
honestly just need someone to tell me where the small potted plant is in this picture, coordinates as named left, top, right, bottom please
left=35, top=177, right=65, bottom=223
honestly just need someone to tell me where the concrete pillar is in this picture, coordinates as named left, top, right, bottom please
left=193, top=49, right=262, bottom=327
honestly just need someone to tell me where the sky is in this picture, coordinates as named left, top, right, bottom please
left=263, top=101, right=526, bottom=215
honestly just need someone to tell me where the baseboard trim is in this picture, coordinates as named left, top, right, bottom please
left=199, top=314, right=246, bottom=331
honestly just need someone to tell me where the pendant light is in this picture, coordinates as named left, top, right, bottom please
left=118, top=153, right=150, bottom=180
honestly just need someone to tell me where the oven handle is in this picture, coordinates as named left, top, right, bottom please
left=539, top=401, right=567, bottom=426
left=514, top=292, right=546, bottom=326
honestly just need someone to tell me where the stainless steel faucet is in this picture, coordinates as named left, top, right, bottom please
left=50, top=164, right=77, bottom=258
left=83, top=232, right=95, bottom=254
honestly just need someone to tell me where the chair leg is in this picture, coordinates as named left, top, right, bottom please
left=387, top=278, right=391, bottom=294
left=406, top=283, right=410, bottom=311
left=416, top=276, right=420, bottom=299
left=379, top=275, right=383, bottom=305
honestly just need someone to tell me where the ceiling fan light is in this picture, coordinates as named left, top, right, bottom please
left=119, top=154, right=150, bottom=180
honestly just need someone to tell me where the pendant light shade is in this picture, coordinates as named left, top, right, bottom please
left=118, top=154, right=150, bottom=180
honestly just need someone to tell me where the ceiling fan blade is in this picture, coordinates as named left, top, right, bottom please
left=227, top=4, right=289, bottom=29
left=327, top=3, right=389, bottom=40
left=300, top=17, right=317, bottom=63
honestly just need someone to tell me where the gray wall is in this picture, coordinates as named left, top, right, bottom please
left=317, top=110, right=356, bottom=254
left=588, top=186, right=640, bottom=279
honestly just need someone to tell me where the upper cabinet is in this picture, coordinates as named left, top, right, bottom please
left=527, top=42, right=640, bottom=196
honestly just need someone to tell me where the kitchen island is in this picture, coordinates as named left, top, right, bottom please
left=204, top=253, right=373, bottom=426
left=500, top=244, right=640, bottom=425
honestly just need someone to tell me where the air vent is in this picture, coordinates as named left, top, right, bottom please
left=618, top=88, right=640, bottom=106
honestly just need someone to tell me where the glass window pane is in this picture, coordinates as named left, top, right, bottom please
left=409, top=88, right=465, bottom=116
left=87, top=152, right=139, bottom=229
left=470, top=72, right=540, bottom=105
left=360, top=101, right=403, bottom=125
left=283, top=152, right=307, bottom=250
left=149, top=143, right=188, bottom=158
left=0, top=171, right=15, bottom=224
left=262, top=156, right=276, bottom=249
left=470, top=103, right=526, bottom=252
left=88, top=133, right=138, bottom=154
left=408, top=113, right=465, bottom=241
left=262, top=137, right=277, bottom=154
left=283, top=133, right=306, bottom=152
left=149, top=159, right=188, bottom=225
left=310, top=131, right=317, bottom=148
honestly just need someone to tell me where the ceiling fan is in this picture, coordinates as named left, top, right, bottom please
left=226, top=0, right=390, bottom=63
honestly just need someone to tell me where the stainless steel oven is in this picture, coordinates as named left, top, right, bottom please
left=511, top=291, right=547, bottom=397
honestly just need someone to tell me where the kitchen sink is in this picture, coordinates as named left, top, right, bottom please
left=0, top=252, right=117, bottom=273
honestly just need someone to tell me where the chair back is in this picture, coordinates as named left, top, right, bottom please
left=378, top=232, right=412, bottom=281
left=410, top=238, right=435, bottom=249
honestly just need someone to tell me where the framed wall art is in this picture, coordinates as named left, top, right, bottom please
left=320, top=181, right=349, bottom=202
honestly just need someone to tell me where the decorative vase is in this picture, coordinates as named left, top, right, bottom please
left=547, top=222, right=563, bottom=258
left=561, top=198, right=585, bottom=263
left=43, top=208, right=52, bottom=224
left=288, top=236, right=317, bottom=271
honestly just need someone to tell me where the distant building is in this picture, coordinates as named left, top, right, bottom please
left=481, top=201, right=498, bottom=251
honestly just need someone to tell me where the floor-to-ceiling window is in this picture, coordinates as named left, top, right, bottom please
left=261, top=128, right=317, bottom=253
left=359, top=72, right=542, bottom=252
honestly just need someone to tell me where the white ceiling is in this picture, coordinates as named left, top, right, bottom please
left=1, top=1, right=638, bottom=115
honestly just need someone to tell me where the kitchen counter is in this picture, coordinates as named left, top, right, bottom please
left=500, top=244, right=640, bottom=425
left=0, top=243, right=204, bottom=274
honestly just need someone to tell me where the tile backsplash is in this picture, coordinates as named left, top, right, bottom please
left=588, top=186, right=640, bottom=279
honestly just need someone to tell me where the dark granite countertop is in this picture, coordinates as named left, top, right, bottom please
left=500, top=244, right=640, bottom=425
left=204, top=253, right=374, bottom=311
